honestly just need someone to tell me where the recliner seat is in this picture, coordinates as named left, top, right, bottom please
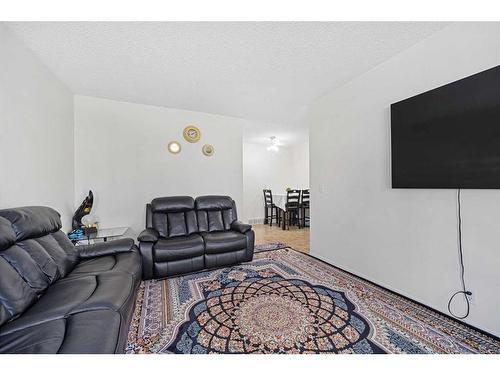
left=138, top=195, right=254, bottom=279
left=0, top=206, right=142, bottom=354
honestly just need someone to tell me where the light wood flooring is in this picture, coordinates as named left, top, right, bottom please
left=253, top=223, right=310, bottom=254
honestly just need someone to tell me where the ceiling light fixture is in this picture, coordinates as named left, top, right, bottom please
left=267, top=136, right=279, bottom=152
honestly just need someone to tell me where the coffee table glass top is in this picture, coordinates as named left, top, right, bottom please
left=86, top=226, right=129, bottom=240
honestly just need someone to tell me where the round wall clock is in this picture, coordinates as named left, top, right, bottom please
left=202, top=144, right=215, bottom=157
left=183, top=125, right=201, bottom=143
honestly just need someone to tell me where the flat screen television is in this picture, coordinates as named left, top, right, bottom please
left=391, top=65, right=500, bottom=189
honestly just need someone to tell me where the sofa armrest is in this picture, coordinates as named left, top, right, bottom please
left=137, top=228, right=159, bottom=242
left=78, top=238, right=135, bottom=259
left=230, top=220, right=252, bottom=234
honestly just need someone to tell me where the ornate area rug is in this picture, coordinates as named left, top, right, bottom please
left=126, top=248, right=500, bottom=354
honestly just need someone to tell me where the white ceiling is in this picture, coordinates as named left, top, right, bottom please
left=6, top=22, right=448, bottom=145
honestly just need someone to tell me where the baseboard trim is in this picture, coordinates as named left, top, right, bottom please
left=248, top=218, right=265, bottom=225
left=305, top=250, right=500, bottom=342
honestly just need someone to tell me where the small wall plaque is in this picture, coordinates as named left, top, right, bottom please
left=202, top=144, right=215, bottom=157
left=167, top=141, right=181, bottom=154
left=183, top=125, right=201, bottom=143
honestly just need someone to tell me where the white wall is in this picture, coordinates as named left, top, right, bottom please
left=309, top=23, right=500, bottom=336
left=243, top=142, right=309, bottom=223
left=74, top=95, right=246, bottom=237
left=291, top=142, right=310, bottom=190
left=0, top=24, right=74, bottom=229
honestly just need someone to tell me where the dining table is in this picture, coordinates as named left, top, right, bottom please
left=271, top=193, right=288, bottom=229
left=272, top=193, right=287, bottom=212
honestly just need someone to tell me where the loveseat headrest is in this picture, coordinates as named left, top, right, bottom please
left=0, top=206, right=62, bottom=241
left=151, top=196, right=195, bottom=213
left=195, top=196, right=234, bottom=211
left=0, top=217, right=16, bottom=251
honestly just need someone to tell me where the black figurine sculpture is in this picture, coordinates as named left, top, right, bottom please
left=72, top=190, right=94, bottom=230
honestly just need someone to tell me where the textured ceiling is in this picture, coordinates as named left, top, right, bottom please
left=6, top=22, right=448, bottom=145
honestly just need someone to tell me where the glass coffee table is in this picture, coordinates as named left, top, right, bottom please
left=85, top=226, right=129, bottom=244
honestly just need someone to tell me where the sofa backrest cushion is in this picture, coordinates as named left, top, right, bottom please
left=0, top=217, right=16, bottom=251
left=0, top=206, right=62, bottom=241
left=0, top=207, right=79, bottom=327
left=150, top=196, right=198, bottom=238
left=0, top=252, right=38, bottom=327
left=195, top=196, right=237, bottom=232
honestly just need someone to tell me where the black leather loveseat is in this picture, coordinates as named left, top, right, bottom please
left=0, top=206, right=142, bottom=354
left=138, top=196, right=254, bottom=279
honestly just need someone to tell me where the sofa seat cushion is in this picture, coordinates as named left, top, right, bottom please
left=0, top=310, right=121, bottom=354
left=0, top=318, right=65, bottom=354
left=154, top=234, right=204, bottom=262
left=0, top=273, right=135, bottom=336
left=68, top=248, right=142, bottom=283
left=57, top=310, right=122, bottom=353
left=153, top=256, right=205, bottom=278
left=205, top=249, right=248, bottom=269
left=201, top=231, right=247, bottom=254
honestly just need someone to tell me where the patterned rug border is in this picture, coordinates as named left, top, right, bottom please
left=254, top=242, right=290, bottom=253
left=277, top=248, right=500, bottom=353
left=298, top=248, right=500, bottom=344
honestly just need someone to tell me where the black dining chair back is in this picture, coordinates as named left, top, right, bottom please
left=301, top=189, right=310, bottom=227
left=263, top=189, right=280, bottom=226
left=283, top=189, right=301, bottom=229
left=286, top=189, right=301, bottom=208
left=301, top=189, right=310, bottom=207
left=263, top=189, right=273, bottom=207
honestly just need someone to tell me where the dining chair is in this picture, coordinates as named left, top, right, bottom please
left=300, top=189, right=310, bottom=228
left=284, top=189, right=301, bottom=230
left=263, top=189, right=281, bottom=227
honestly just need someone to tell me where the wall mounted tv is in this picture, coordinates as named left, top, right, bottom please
left=391, top=65, right=500, bottom=189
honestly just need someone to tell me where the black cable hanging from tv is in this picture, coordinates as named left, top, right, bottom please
left=447, top=188, right=472, bottom=319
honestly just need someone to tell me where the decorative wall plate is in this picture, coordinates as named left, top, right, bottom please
left=183, top=125, right=201, bottom=143
left=202, top=144, right=215, bottom=157
left=167, top=141, right=181, bottom=154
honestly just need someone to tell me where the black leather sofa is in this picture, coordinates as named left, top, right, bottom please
left=138, top=196, right=254, bottom=279
left=0, top=206, right=141, bottom=354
